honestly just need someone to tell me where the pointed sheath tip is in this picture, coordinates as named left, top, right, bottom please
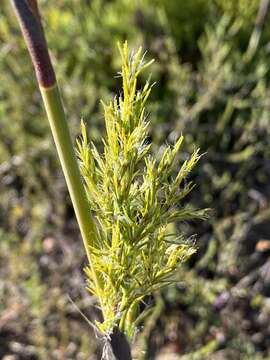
left=110, top=328, right=132, bottom=360
left=11, top=0, right=56, bottom=88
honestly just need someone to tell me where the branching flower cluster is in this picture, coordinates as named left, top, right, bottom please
left=77, top=42, right=207, bottom=336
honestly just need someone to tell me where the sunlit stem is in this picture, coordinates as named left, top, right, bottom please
left=40, top=84, right=104, bottom=310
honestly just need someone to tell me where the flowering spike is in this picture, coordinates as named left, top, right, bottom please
left=77, top=43, right=208, bottom=337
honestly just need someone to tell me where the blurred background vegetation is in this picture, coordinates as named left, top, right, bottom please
left=1, top=0, right=270, bottom=359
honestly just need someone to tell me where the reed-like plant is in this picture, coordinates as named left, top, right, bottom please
left=77, top=42, right=207, bottom=339
left=11, top=1, right=207, bottom=358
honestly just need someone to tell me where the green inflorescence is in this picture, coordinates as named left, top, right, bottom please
left=76, top=42, right=208, bottom=337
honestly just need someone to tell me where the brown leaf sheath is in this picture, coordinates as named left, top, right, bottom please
left=11, top=0, right=56, bottom=88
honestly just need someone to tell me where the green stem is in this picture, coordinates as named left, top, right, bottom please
left=40, top=84, right=104, bottom=312
left=119, top=309, right=128, bottom=333
left=10, top=0, right=104, bottom=311
left=40, top=84, right=95, bottom=263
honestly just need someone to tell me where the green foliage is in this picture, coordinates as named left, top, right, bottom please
left=174, top=16, right=270, bottom=215
left=152, top=14, right=270, bottom=360
left=152, top=0, right=210, bottom=53
left=77, top=42, right=207, bottom=336
left=1, top=0, right=270, bottom=358
left=215, top=0, right=259, bottom=22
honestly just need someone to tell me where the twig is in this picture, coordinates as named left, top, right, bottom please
left=245, top=0, right=270, bottom=61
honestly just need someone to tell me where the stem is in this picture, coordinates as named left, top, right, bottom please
left=125, top=300, right=139, bottom=337
left=39, top=85, right=97, bottom=263
left=10, top=0, right=103, bottom=306
left=245, top=0, right=270, bottom=61
left=11, top=0, right=55, bottom=87
left=40, top=85, right=106, bottom=313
